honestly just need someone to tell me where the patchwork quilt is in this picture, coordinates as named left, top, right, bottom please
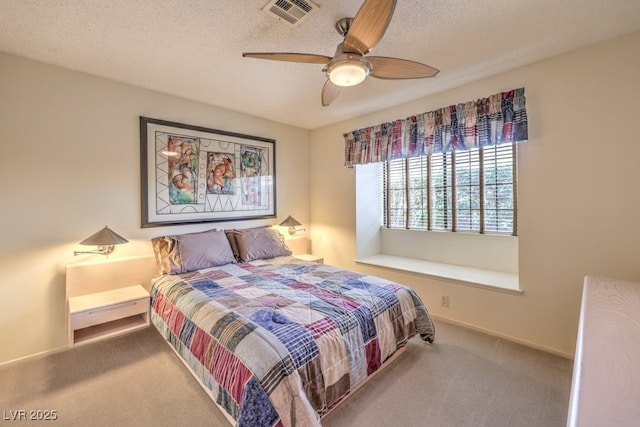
left=150, top=256, right=435, bottom=426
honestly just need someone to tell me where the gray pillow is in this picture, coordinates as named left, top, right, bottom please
left=234, top=227, right=292, bottom=262
left=226, top=225, right=271, bottom=261
left=177, top=229, right=236, bottom=273
left=151, top=229, right=235, bottom=274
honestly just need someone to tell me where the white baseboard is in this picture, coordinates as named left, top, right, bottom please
left=0, top=345, right=69, bottom=370
left=431, top=314, right=574, bottom=360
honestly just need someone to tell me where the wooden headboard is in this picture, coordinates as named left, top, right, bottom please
left=65, top=255, right=158, bottom=299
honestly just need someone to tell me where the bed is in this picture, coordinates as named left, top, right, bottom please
left=149, top=227, right=435, bottom=426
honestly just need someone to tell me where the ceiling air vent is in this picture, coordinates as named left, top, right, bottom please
left=262, top=0, right=319, bottom=27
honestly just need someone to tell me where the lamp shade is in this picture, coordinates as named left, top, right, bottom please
left=326, top=56, right=371, bottom=87
left=279, top=215, right=302, bottom=227
left=79, top=226, right=128, bottom=246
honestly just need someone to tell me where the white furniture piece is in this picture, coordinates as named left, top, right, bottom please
left=286, top=236, right=323, bottom=263
left=285, top=236, right=310, bottom=255
left=293, top=253, right=323, bottom=264
left=68, top=284, right=150, bottom=346
left=567, top=275, right=640, bottom=427
left=66, top=255, right=158, bottom=346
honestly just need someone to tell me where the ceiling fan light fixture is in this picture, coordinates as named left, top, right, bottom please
left=327, top=58, right=370, bottom=87
left=245, top=0, right=438, bottom=105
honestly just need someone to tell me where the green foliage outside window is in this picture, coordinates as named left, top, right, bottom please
left=383, top=144, right=517, bottom=235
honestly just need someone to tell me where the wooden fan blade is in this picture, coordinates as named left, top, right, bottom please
left=242, top=52, right=332, bottom=65
left=368, top=56, right=439, bottom=79
left=343, top=0, right=397, bottom=55
left=322, top=80, right=341, bottom=106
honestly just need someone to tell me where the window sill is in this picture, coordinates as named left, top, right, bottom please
left=355, top=254, right=522, bottom=295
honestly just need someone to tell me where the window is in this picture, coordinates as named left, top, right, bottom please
left=383, top=143, right=518, bottom=234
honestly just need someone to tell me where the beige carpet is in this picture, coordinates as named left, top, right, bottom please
left=0, top=320, right=573, bottom=426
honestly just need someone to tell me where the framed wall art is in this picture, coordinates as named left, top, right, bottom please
left=140, top=117, right=276, bottom=227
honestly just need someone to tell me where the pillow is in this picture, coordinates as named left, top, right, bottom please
left=224, top=230, right=240, bottom=261
left=151, top=235, right=182, bottom=275
left=225, top=226, right=269, bottom=261
left=177, top=229, right=236, bottom=273
left=234, top=227, right=292, bottom=262
left=151, top=229, right=235, bottom=274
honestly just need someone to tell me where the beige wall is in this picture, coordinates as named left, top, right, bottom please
left=2, top=30, right=639, bottom=365
left=309, top=31, right=640, bottom=357
left=0, top=53, right=310, bottom=365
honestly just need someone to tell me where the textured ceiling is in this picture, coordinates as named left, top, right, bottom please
left=1, top=0, right=639, bottom=130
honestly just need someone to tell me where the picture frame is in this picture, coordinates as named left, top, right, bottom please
left=140, top=117, right=276, bottom=227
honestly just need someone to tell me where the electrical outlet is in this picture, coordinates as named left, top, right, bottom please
left=440, top=295, right=449, bottom=308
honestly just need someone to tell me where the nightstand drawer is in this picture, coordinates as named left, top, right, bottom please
left=71, top=297, right=149, bottom=330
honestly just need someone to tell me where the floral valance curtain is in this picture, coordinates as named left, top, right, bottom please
left=344, top=88, right=528, bottom=167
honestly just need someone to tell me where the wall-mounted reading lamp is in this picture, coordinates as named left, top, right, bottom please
left=74, top=226, right=129, bottom=256
left=279, top=215, right=306, bottom=235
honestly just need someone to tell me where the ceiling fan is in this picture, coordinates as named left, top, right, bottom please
left=243, top=0, right=439, bottom=106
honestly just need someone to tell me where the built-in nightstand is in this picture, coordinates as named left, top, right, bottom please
left=67, top=284, right=150, bottom=346
left=294, top=253, right=324, bottom=264
left=285, top=236, right=310, bottom=255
